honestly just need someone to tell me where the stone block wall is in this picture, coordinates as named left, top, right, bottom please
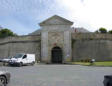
left=1, top=33, right=112, bottom=62
left=0, top=35, right=41, bottom=61
left=72, top=33, right=112, bottom=61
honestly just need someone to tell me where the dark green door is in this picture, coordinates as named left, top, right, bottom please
left=52, top=47, right=62, bottom=63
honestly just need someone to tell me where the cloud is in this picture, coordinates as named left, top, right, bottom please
left=56, top=0, right=112, bottom=31
left=0, top=0, right=65, bottom=35
left=0, top=0, right=112, bottom=35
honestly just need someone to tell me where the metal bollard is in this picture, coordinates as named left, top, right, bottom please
left=103, top=75, right=112, bottom=86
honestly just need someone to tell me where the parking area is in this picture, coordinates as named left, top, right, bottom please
left=0, top=64, right=111, bottom=86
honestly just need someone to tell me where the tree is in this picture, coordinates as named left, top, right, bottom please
left=108, top=30, right=112, bottom=34
left=95, top=30, right=99, bottom=33
left=99, top=27, right=107, bottom=33
left=0, top=28, right=17, bottom=38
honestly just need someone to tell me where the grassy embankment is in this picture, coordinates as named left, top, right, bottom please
left=72, top=61, right=112, bottom=67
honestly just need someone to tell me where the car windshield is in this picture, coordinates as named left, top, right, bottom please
left=13, top=54, right=23, bottom=58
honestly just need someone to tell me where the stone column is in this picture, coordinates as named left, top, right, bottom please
left=64, top=31, right=72, bottom=63
left=41, top=31, right=49, bottom=63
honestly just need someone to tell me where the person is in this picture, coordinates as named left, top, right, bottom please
left=90, top=59, right=95, bottom=65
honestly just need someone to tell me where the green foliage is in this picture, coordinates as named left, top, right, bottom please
left=99, top=27, right=107, bottom=33
left=108, top=30, right=112, bottom=34
left=80, top=58, right=91, bottom=62
left=95, top=30, right=99, bottom=33
left=0, top=28, right=17, bottom=38
left=95, top=28, right=112, bottom=34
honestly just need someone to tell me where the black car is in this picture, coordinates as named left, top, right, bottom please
left=0, top=71, right=10, bottom=86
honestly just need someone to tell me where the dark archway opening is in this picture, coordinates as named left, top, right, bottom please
left=51, top=47, right=62, bottom=63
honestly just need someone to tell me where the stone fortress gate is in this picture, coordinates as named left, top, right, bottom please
left=1, top=15, right=112, bottom=63
left=40, top=15, right=73, bottom=63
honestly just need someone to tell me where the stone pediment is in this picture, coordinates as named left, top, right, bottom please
left=39, top=15, right=73, bottom=26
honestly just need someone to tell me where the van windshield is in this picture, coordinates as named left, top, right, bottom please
left=13, top=54, right=24, bottom=58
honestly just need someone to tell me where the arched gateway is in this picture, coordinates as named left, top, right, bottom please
left=51, top=47, right=62, bottom=63
left=41, top=15, right=72, bottom=63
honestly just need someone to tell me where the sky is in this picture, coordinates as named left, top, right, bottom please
left=0, top=0, right=112, bottom=35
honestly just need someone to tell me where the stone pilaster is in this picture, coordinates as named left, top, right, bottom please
left=41, top=31, right=49, bottom=63
left=64, top=31, right=72, bottom=63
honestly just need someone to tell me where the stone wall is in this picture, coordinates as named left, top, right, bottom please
left=48, top=32, right=64, bottom=63
left=72, top=33, right=112, bottom=40
left=40, top=20, right=73, bottom=63
left=72, top=33, right=112, bottom=61
left=1, top=33, right=112, bottom=62
left=0, top=35, right=41, bottom=61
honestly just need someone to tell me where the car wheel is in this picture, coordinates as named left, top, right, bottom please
left=19, top=62, right=23, bottom=67
left=107, top=82, right=111, bottom=86
left=31, top=61, right=35, bottom=66
left=0, top=76, right=7, bottom=86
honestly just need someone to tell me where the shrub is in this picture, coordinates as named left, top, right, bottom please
left=108, top=30, right=112, bottom=34
left=0, top=28, right=17, bottom=38
left=99, top=27, right=107, bottom=33
left=80, top=58, right=91, bottom=62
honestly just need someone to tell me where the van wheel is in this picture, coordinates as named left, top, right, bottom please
left=0, top=76, right=7, bottom=86
left=31, top=61, right=35, bottom=66
left=19, top=62, right=23, bottom=67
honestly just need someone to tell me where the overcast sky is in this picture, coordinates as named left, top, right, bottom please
left=0, top=0, right=112, bottom=35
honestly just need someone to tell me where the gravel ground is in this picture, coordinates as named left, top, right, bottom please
left=0, top=64, right=111, bottom=86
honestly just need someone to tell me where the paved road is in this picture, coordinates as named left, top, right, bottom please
left=0, top=64, right=111, bottom=86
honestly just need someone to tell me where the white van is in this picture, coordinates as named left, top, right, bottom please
left=9, top=53, right=35, bottom=66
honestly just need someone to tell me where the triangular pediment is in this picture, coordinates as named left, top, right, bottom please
left=39, top=15, right=73, bottom=26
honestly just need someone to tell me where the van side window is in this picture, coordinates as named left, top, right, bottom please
left=23, top=55, right=27, bottom=59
